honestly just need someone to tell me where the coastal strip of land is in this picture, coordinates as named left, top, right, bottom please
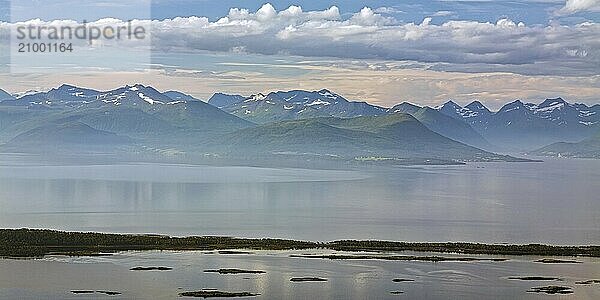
left=1, top=229, right=598, bottom=258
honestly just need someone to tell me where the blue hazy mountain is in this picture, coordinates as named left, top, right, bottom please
left=208, top=89, right=387, bottom=124
left=208, top=93, right=246, bottom=109
left=220, top=113, right=523, bottom=162
left=388, top=102, right=493, bottom=150
left=436, top=98, right=600, bottom=150
left=4, top=84, right=595, bottom=162
left=0, top=84, right=253, bottom=148
left=14, top=84, right=251, bottom=130
left=8, top=122, right=132, bottom=147
left=532, top=130, right=600, bottom=159
left=210, top=90, right=493, bottom=149
left=212, top=91, right=599, bottom=151
left=0, top=89, right=14, bottom=101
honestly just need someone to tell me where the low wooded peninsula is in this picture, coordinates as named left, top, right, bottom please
left=1, top=229, right=599, bottom=258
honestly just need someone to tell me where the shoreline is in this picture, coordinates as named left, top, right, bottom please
left=2, top=229, right=598, bottom=258
left=0, top=151, right=540, bottom=171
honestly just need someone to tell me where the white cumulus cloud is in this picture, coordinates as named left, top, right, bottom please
left=556, top=0, right=600, bottom=14
left=1, top=4, right=599, bottom=76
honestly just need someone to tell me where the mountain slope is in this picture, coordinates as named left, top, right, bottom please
left=208, top=93, right=246, bottom=109
left=437, top=98, right=600, bottom=150
left=3, top=84, right=253, bottom=137
left=92, top=85, right=252, bottom=133
left=74, top=106, right=179, bottom=137
left=2, top=84, right=590, bottom=163
left=221, top=113, right=520, bottom=162
left=0, top=106, right=42, bottom=137
left=0, top=84, right=257, bottom=156
left=222, top=118, right=390, bottom=157
left=531, top=131, right=600, bottom=159
left=164, top=91, right=203, bottom=102
left=389, top=102, right=492, bottom=149
left=0, top=89, right=14, bottom=101
left=5, top=122, right=132, bottom=152
left=212, top=91, right=493, bottom=149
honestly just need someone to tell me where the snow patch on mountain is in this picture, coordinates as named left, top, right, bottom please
left=306, top=99, right=331, bottom=106
left=579, top=111, right=596, bottom=117
left=245, top=94, right=266, bottom=102
left=534, top=102, right=564, bottom=113
left=138, top=93, right=164, bottom=105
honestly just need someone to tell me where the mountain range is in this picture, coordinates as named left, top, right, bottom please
left=208, top=89, right=387, bottom=124
left=211, top=91, right=599, bottom=151
left=436, top=98, right=600, bottom=150
left=0, top=84, right=597, bottom=163
left=209, top=91, right=493, bottom=150
left=218, top=114, right=515, bottom=162
left=531, top=130, right=600, bottom=159
left=387, top=102, right=493, bottom=150
left=0, top=84, right=251, bottom=141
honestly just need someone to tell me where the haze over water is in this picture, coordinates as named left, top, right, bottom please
left=0, top=154, right=598, bottom=245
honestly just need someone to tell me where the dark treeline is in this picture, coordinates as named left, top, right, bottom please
left=1, top=229, right=599, bottom=258
left=327, top=240, right=600, bottom=257
left=0, top=229, right=320, bottom=257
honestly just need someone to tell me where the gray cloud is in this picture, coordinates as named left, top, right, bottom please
left=1, top=4, right=599, bottom=76
left=556, top=0, right=600, bottom=15
left=161, top=68, right=246, bottom=80
left=148, top=4, right=600, bottom=76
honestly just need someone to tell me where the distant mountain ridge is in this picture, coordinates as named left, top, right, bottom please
left=1, top=84, right=595, bottom=162
left=435, top=98, right=600, bottom=150
left=0, top=89, right=14, bottom=101
left=209, top=90, right=598, bottom=151
left=531, top=130, right=600, bottom=159
left=9, top=122, right=132, bottom=148
left=0, top=84, right=529, bottom=163
left=220, top=113, right=519, bottom=162
left=388, top=102, right=493, bottom=150
left=208, top=89, right=387, bottom=124
left=0, top=84, right=253, bottom=148
left=210, top=90, right=492, bottom=149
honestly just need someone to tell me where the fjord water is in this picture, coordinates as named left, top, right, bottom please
left=0, top=154, right=598, bottom=244
left=2, top=250, right=600, bottom=300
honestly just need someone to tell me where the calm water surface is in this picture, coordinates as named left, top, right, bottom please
left=0, top=154, right=598, bottom=244
left=1, top=250, right=600, bottom=299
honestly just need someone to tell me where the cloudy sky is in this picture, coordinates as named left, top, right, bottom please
left=0, top=0, right=598, bottom=109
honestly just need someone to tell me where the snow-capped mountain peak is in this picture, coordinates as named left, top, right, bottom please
left=498, top=100, right=526, bottom=113
left=533, top=97, right=567, bottom=113
left=211, top=89, right=385, bottom=123
left=317, top=89, right=339, bottom=100
left=55, top=84, right=77, bottom=91
left=12, top=90, right=42, bottom=98
left=465, top=101, right=491, bottom=114
left=10, top=84, right=189, bottom=108
left=436, top=100, right=482, bottom=120
left=436, top=100, right=460, bottom=110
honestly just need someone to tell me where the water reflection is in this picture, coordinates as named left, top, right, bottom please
left=1, top=250, right=599, bottom=299
left=0, top=156, right=598, bottom=244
